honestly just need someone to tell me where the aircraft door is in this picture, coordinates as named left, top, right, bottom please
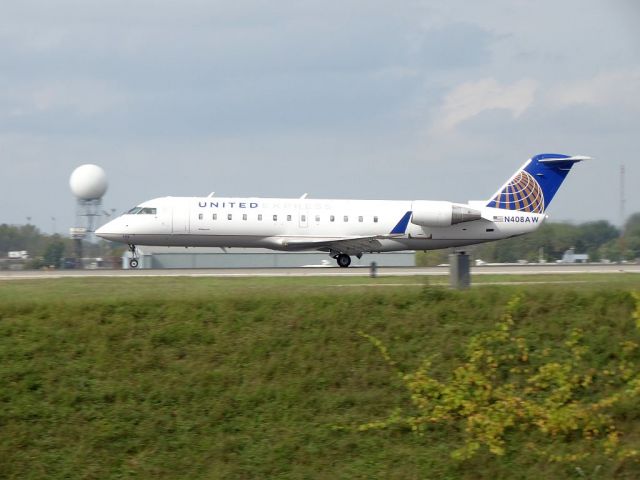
left=172, top=204, right=189, bottom=234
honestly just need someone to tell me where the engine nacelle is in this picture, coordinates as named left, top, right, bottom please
left=410, top=201, right=481, bottom=227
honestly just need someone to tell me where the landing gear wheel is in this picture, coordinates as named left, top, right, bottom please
left=336, top=254, right=351, bottom=268
left=128, top=244, right=139, bottom=269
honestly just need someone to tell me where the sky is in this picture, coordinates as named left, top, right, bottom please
left=1, top=0, right=639, bottom=234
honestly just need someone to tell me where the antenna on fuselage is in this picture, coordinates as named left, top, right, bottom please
left=300, top=193, right=308, bottom=199
left=208, top=192, right=215, bottom=197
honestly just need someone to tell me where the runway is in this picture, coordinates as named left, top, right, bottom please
left=1, top=263, right=638, bottom=280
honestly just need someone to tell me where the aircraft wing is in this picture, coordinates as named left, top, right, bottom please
left=279, top=234, right=404, bottom=255
left=277, top=211, right=413, bottom=255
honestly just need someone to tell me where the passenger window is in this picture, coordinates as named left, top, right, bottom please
left=273, top=215, right=278, bottom=221
left=243, top=214, right=247, bottom=221
left=228, top=214, right=232, bottom=221
left=301, top=215, right=306, bottom=222
left=212, top=214, right=217, bottom=220
left=287, top=215, right=292, bottom=221
left=374, top=216, right=379, bottom=223
left=198, top=213, right=203, bottom=220
left=343, top=216, right=348, bottom=222
left=330, top=215, right=335, bottom=222
left=258, top=214, right=263, bottom=221
left=358, top=216, right=363, bottom=222
left=315, top=215, right=320, bottom=222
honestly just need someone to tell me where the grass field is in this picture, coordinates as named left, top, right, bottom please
left=1, top=274, right=640, bottom=479
left=0, top=272, right=638, bottom=304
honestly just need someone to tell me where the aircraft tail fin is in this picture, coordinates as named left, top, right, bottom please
left=486, top=153, right=589, bottom=213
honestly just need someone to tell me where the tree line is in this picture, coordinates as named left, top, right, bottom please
left=0, top=224, right=118, bottom=269
left=419, top=213, right=640, bottom=266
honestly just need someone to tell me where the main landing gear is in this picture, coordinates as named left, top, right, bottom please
left=335, top=253, right=351, bottom=268
left=128, top=244, right=139, bottom=268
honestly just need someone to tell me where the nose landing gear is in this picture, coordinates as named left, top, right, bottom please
left=128, top=244, right=139, bottom=268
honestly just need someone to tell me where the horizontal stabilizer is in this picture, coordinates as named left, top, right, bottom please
left=538, top=155, right=592, bottom=164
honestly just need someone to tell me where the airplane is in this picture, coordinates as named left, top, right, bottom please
left=95, top=153, right=588, bottom=268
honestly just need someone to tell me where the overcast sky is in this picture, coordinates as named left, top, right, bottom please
left=1, top=0, right=639, bottom=234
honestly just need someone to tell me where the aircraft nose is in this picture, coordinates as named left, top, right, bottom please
left=95, top=219, right=123, bottom=241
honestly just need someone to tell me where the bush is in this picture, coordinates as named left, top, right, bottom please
left=355, top=292, right=640, bottom=463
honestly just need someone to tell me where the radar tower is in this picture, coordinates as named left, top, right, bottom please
left=69, top=164, right=108, bottom=268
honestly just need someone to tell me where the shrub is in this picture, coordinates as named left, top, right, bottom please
left=354, top=292, right=640, bottom=463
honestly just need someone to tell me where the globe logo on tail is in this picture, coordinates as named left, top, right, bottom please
left=489, top=170, right=545, bottom=213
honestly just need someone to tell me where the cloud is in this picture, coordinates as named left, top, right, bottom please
left=547, top=69, right=640, bottom=110
left=0, top=1, right=638, bottom=231
left=2, top=80, right=127, bottom=118
left=434, top=78, right=538, bottom=131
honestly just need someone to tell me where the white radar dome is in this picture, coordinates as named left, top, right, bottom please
left=69, top=164, right=108, bottom=200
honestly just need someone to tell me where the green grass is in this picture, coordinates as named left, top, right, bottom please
left=1, top=277, right=640, bottom=479
left=0, top=272, right=638, bottom=305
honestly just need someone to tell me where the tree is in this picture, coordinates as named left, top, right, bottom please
left=474, top=223, right=580, bottom=263
left=416, top=249, right=448, bottom=267
left=42, top=239, right=66, bottom=268
left=574, top=221, right=620, bottom=261
left=598, top=239, right=623, bottom=262
left=0, top=223, right=47, bottom=256
left=622, top=213, right=640, bottom=259
left=473, top=219, right=623, bottom=263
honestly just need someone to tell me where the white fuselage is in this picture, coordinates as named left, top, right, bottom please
left=96, top=196, right=545, bottom=256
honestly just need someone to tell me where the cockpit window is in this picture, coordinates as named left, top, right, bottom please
left=126, top=207, right=157, bottom=215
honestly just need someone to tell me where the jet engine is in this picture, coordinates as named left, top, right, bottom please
left=410, top=201, right=481, bottom=227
